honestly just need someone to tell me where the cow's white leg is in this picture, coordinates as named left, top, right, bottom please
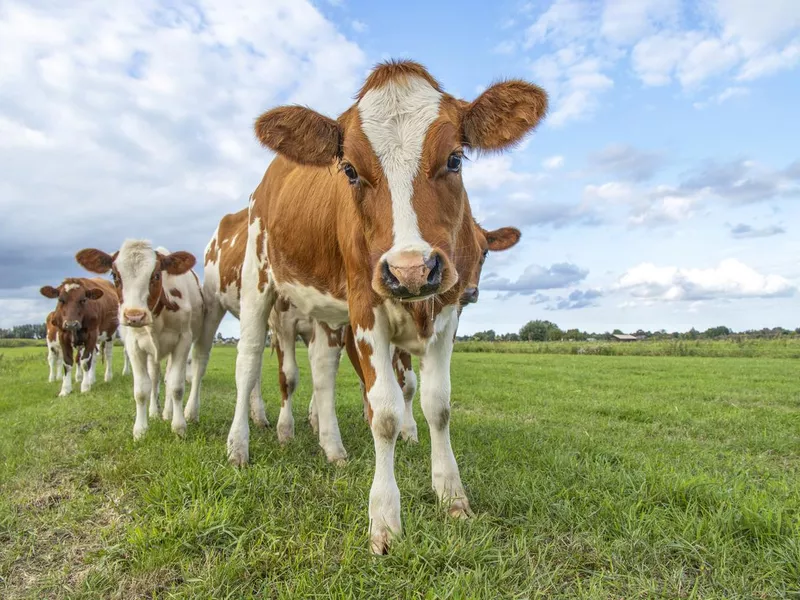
left=307, top=392, right=318, bottom=435
left=104, top=339, right=113, bottom=383
left=274, top=337, right=298, bottom=446
left=74, top=353, right=82, bottom=382
left=80, top=349, right=94, bottom=393
left=308, top=324, right=346, bottom=462
left=184, top=302, right=222, bottom=424
left=122, top=343, right=131, bottom=376
left=399, top=365, right=418, bottom=443
left=355, top=312, right=403, bottom=554
left=185, top=354, right=193, bottom=384
left=228, top=216, right=274, bottom=467
left=59, top=362, right=74, bottom=397
left=249, top=366, right=269, bottom=428
left=129, top=343, right=151, bottom=440
left=420, top=306, right=471, bottom=519
left=145, top=355, right=161, bottom=419
left=166, top=335, right=191, bottom=437
left=47, top=345, right=59, bottom=382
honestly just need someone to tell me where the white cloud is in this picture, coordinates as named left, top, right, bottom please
left=492, top=40, right=517, bottom=54
left=0, top=0, right=366, bottom=299
left=542, top=155, right=564, bottom=170
left=600, top=0, right=680, bottom=45
left=462, top=155, right=538, bottom=192
left=524, top=0, right=595, bottom=48
left=351, top=20, right=368, bottom=33
left=737, top=40, right=800, bottom=80
left=617, top=259, right=796, bottom=302
left=531, top=49, right=613, bottom=126
left=693, top=86, right=750, bottom=109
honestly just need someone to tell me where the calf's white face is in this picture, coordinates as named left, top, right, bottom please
left=76, top=240, right=196, bottom=328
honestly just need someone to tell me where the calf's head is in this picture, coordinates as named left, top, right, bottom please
left=40, top=280, right=104, bottom=332
left=75, top=240, right=195, bottom=328
left=254, top=60, right=547, bottom=302
left=460, top=225, right=521, bottom=306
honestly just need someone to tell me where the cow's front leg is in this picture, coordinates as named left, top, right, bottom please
left=354, top=309, right=404, bottom=554
left=103, top=337, right=114, bottom=383
left=308, top=322, right=346, bottom=463
left=395, top=350, right=419, bottom=443
left=146, top=355, right=162, bottom=419
left=129, top=344, right=151, bottom=440
left=420, top=306, right=471, bottom=519
left=58, top=337, right=75, bottom=397
left=80, top=338, right=97, bottom=393
left=165, top=335, right=191, bottom=437
left=228, top=216, right=275, bottom=467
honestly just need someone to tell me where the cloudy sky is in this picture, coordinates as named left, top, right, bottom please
left=1, top=0, right=798, bottom=336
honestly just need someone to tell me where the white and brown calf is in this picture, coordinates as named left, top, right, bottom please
left=76, top=241, right=205, bottom=440
left=234, top=59, right=545, bottom=553
left=45, top=310, right=63, bottom=382
left=40, top=278, right=120, bottom=396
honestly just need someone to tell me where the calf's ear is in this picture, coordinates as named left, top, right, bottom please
left=484, top=227, right=522, bottom=251
left=86, top=289, right=104, bottom=300
left=462, top=80, right=548, bottom=152
left=254, top=105, right=343, bottom=167
left=160, top=251, right=196, bottom=276
left=76, top=249, right=114, bottom=274
left=40, top=286, right=59, bottom=299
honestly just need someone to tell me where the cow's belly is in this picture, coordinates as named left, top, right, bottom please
left=277, top=282, right=349, bottom=329
left=218, top=283, right=241, bottom=319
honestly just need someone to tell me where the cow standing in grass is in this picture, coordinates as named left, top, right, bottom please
left=39, top=278, right=120, bottom=396
left=45, top=310, right=63, bottom=382
left=76, top=241, right=205, bottom=440
left=232, top=59, right=546, bottom=553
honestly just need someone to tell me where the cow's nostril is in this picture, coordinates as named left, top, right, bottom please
left=426, top=254, right=442, bottom=285
left=382, top=261, right=400, bottom=288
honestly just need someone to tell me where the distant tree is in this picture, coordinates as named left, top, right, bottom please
left=520, top=320, right=562, bottom=342
left=703, top=326, right=731, bottom=338
left=612, top=328, right=623, bottom=335
left=471, top=329, right=496, bottom=342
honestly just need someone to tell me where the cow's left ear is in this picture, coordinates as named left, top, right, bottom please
left=462, top=80, right=548, bottom=152
left=40, top=286, right=59, bottom=299
left=86, top=289, right=104, bottom=300
left=76, top=249, right=114, bottom=274
left=484, top=227, right=521, bottom=251
left=160, top=251, right=196, bottom=276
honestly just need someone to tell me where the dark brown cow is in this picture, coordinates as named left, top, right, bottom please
left=230, top=59, right=546, bottom=553
left=40, top=278, right=120, bottom=396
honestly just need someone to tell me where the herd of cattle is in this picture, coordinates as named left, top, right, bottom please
left=37, top=60, right=547, bottom=554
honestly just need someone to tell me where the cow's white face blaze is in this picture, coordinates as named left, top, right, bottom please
left=357, top=76, right=444, bottom=297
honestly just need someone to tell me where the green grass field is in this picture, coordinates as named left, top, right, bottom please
left=1, top=345, right=798, bottom=598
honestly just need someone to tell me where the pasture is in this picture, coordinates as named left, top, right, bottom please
left=1, top=344, right=798, bottom=599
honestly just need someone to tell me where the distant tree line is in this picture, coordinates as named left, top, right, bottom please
left=0, top=324, right=47, bottom=339
left=457, top=321, right=800, bottom=343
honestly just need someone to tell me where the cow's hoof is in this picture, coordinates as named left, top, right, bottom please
left=227, top=440, right=249, bottom=468
left=448, top=498, right=473, bottom=519
left=133, top=426, right=147, bottom=441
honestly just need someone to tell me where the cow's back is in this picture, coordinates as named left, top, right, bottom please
left=204, top=209, right=247, bottom=318
left=159, top=269, right=204, bottom=343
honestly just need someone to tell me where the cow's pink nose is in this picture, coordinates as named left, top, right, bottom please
left=381, top=251, right=442, bottom=299
left=124, top=309, right=146, bottom=326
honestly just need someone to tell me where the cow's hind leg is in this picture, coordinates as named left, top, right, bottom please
left=166, top=336, right=191, bottom=437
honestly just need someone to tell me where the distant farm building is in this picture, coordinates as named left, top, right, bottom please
left=611, top=334, right=639, bottom=342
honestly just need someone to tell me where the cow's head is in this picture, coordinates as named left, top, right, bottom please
left=254, top=60, right=547, bottom=302
left=460, top=225, right=521, bottom=306
left=75, top=240, right=195, bottom=328
left=40, top=279, right=104, bottom=332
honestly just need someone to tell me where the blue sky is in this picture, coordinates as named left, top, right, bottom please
left=0, top=0, right=798, bottom=336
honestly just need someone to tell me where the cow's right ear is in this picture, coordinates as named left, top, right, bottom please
left=76, top=249, right=114, bottom=274
left=40, top=286, right=59, bottom=299
left=254, top=105, right=343, bottom=167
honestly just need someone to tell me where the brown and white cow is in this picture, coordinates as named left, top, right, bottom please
left=232, top=60, right=546, bottom=552
left=45, top=310, right=63, bottom=382
left=40, top=278, right=120, bottom=396
left=75, top=241, right=205, bottom=440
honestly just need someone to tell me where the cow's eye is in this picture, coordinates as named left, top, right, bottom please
left=153, top=272, right=161, bottom=281
left=341, top=162, right=359, bottom=185
left=446, top=153, right=462, bottom=173
left=80, top=298, right=87, bottom=304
